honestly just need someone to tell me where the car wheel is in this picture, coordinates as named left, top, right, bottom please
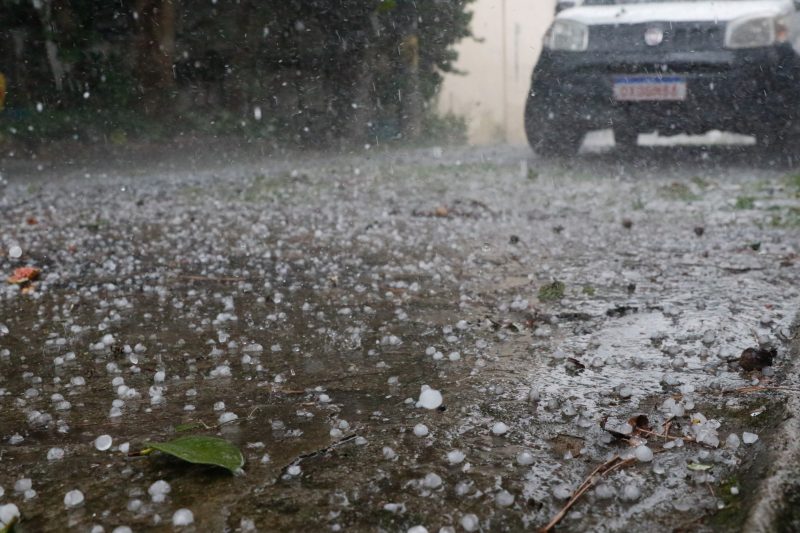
left=524, top=94, right=584, bottom=157
left=756, top=130, right=793, bottom=160
left=614, top=128, right=639, bottom=150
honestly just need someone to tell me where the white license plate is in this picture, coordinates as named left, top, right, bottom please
left=613, top=75, right=687, bottom=101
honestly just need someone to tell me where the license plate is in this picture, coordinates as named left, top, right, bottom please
left=613, top=75, right=687, bottom=101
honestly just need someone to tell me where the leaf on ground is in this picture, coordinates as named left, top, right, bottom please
left=7, top=267, right=40, bottom=284
left=144, top=436, right=244, bottom=474
left=687, top=462, right=713, bottom=471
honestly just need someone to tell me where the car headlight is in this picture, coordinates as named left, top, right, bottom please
left=544, top=19, right=588, bottom=51
left=725, top=13, right=789, bottom=49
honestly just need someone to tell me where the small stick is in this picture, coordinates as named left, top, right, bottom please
left=723, top=385, right=800, bottom=394
left=539, top=456, right=636, bottom=533
left=177, top=274, right=245, bottom=282
left=636, top=427, right=695, bottom=443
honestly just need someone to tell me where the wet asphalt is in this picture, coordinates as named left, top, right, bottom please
left=0, top=139, right=799, bottom=532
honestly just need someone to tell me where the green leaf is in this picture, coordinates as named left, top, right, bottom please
left=687, top=462, right=713, bottom=471
left=145, top=436, right=244, bottom=474
left=0, top=516, right=19, bottom=533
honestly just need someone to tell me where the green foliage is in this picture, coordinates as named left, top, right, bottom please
left=538, top=280, right=566, bottom=302
left=0, top=0, right=475, bottom=145
left=785, top=173, right=800, bottom=195
left=144, top=435, right=245, bottom=474
left=734, top=196, right=756, bottom=210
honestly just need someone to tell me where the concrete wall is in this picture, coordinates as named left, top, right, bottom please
left=438, top=0, right=555, bottom=145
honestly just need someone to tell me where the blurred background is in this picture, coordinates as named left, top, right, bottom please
left=438, top=0, right=553, bottom=144
left=0, top=0, right=553, bottom=153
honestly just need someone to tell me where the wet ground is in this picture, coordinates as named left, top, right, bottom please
left=1, top=140, right=799, bottom=532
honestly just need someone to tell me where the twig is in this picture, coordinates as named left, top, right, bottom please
left=539, top=455, right=636, bottom=532
left=634, top=427, right=695, bottom=444
left=177, top=274, right=246, bottom=282
left=278, top=434, right=358, bottom=478
left=723, top=385, right=800, bottom=395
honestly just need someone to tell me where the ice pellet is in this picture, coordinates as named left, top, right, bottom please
left=517, top=450, right=535, bottom=466
left=383, top=447, right=397, bottom=460
left=726, top=433, right=741, bottom=450
left=423, top=472, right=442, bottom=489
left=595, top=484, right=615, bottom=499
left=417, top=387, right=443, bottom=410
left=553, top=485, right=572, bottom=500
left=461, top=514, right=479, bottom=532
left=635, top=445, right=654, bottom=462
left=495, top=490, right=515, bottom=507
left=47, top=447, right=65, bottom=461
left=148, top=479, right=171, bottom=502
left=172, top=508, right=194, bottom=526
left=94, top=434, right=113, bottom=451
left=64, top=489, right=85, bottom=509
left=743, top=432, right=759, bottom=444
left=447, top=450, right=465, bottom=464
left=8, top=246, right=22, bottom=259
left=491, top=422, right=508, bottom=435
left=218, top=412, right=238, bottom=424
left=413, top=423, right=429, bottom=437
left=0, top=504, right=20, bottom=526
left=622, top=484, right=641, bottom=501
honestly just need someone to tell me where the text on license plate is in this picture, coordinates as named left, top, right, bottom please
left=612, top=75, right=687, bottom=101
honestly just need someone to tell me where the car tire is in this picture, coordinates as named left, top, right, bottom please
left=756, top=130, right=794, bottom=160
left=614, top=128, right=639, bottom=150
left=524, top=94, right=584, bottom=157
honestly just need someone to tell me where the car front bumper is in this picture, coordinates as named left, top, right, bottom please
left=530, top=45, right=800, bottom=134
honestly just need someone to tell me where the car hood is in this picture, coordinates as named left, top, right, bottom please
left=559, top=0, right=793, bottom=25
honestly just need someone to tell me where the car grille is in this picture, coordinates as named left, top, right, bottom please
left=588, top=22, right=724, bottom=52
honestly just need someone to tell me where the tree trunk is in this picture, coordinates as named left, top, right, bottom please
left=32, top=0, right=65, bottom=93
left=134, top=0, right=177, bottom=113
left=398, top=2, right=422, bottom=141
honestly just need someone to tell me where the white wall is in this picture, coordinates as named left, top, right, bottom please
left=438, top=0, right=555, bottom=144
